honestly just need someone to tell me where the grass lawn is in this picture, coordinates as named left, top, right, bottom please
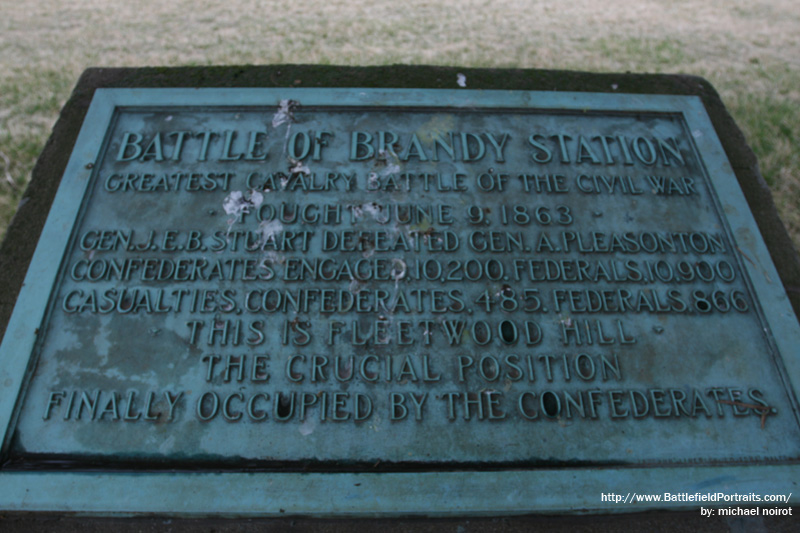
left=1, top=0, right=798, bottom=248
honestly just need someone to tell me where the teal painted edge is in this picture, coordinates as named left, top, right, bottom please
left=0, top=88, right=798, bottom=515
left=0, top=466, right=796, bottom=516
left=680, top=97, right=800, bottom=402
left=103, top=86, right=693, bottom=111
left=0, top=90, right=116, bottom=450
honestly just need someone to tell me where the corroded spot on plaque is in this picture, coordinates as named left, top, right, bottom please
left=0, top=88, right=798, bottom=513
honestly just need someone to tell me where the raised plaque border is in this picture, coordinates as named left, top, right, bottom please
left=0, top=85, right=798, bottom=515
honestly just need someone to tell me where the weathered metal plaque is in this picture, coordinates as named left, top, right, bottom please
left=0, top=88, right=798, bottom=515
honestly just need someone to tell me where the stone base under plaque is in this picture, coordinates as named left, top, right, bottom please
left=0, top=65, right=798, bottom=531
